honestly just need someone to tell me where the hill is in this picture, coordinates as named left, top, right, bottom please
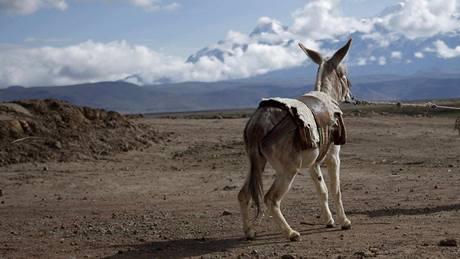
left=1, top=76, right=460, bottom=113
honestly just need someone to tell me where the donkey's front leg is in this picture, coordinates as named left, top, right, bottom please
left=325, top=145, right=351, bottom=230
left=309, top=164, right=335, bottom=227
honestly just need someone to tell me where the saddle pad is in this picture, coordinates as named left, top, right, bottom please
left=261, top=97, right=319, bottom=144
left=301, top=91, right=342, bottom=116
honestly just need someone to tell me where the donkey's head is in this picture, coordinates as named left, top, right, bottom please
left=298, top=39, right=354, bottom=103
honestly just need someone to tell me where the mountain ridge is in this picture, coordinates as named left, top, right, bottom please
left=2, top=74, right=460, bottom=113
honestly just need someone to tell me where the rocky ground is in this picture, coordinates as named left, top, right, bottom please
left=0, top=99, right=162, bottom=166
left=0, top=104, right=459, bottom=258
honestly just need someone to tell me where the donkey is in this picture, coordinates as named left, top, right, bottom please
left=238, top=39, right=353, bottom=241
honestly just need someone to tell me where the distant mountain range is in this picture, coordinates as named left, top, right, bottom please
left=184, top=5, right=460, bottom=79
left=1, top=73, right=460, bottom=113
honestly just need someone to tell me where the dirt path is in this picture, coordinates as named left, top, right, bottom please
left=1, top=114, right=459, bottom=258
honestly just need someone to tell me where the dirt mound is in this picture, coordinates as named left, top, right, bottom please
left=0, top=99, right=163, bottom=165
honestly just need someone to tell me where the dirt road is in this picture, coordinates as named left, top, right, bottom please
left=1, top=112, right=459, bottom=258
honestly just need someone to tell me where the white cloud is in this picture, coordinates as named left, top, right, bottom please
left=414, top=51, right=424, bottom=58
left=225, top=30, right=249, bottom=45
left=391, top=51, right=402, bottom=59
left=289, top=0, right=460, bottom=42
left=0, top=0, right=67, bottom=14
left=163, top=2, right=180, bottom=10
left=356, top=57, right=367, bottom=66
left=378, top=56, right=386, bottom=65
left=428, top=39, right=460, bottom=58
left=378, top=0, right=460, bottom=39
left=0, top=41, right=188, bottom=86
left=0, top=40, right=307, bottom=87
left=129, top=0, right=180, bottom=11
left=290, top=0, right=373, bottom=40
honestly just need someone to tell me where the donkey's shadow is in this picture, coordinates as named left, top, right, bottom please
left=103, top=237, right=243, bottom=259
left=103, top=225, right=338, bottom=259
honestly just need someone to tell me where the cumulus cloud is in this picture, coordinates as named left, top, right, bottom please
left=0, top=0, right=181, bottom=14
left=129, top=0, right=180, bottom=11
left=414, top=51, right=425, bottom=58
left=391, top=51, right=402, bottom=59
left=0, top=41, right=188, bottom=86
left=290, top=0, right=373, bottom=40
left=427, top=40, right=460, bottom=58
left=356, top=57, right=367, bottom=66
left=0, top=40, right=307, bottom=86
left=378, top=0, right=460, bottom=39
left=0, top=0, right=67, bottom=14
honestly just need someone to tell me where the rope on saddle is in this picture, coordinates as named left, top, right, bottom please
left=260, top=113, right=298, bottom=150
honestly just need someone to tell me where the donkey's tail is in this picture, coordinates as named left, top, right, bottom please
left=247, top=146, right=266, bottom=217
left=242, top=118, right=267, bottom=218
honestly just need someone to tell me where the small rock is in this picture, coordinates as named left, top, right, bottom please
left=250, top=249, right=258, bottom=255
left=281, top=254, right=296, bottom=259
left=438, top=239, right=457, bottom=247
left=43, top=166, right=48, bottom=171
left=369, top=247, right=378, bottom=253
left=223, top=185, right=237, bottom=191
left=117, top=250, right=123, bottom=254
left=53, top=141, right=62, bottom=149
left=0, top=189, right=2, bottom=197
left=354, top=251, right=374, bottom=258
left=222, top=210, right=232, bottom=216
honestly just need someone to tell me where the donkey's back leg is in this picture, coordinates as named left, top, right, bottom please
left=238, top=151, right=266, bottom=240
left=264, top=154, right=302, bottom=241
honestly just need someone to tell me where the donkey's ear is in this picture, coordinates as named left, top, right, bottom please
left=298, top=42, right=323, bottom=65
left=329, top=38, right=352, bottom=67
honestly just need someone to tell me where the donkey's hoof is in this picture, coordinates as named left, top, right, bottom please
left=341, top=219, right=352, bottom=230
left=325, top=219, right=335, bottom=228
left=244, top=228, right=256, bottom=240
left=341, top=224, right=351, bottom=230
left=289, top=231, right=301, bottom=242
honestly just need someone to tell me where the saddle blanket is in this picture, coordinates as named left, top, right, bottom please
left=261, top=91, right=343, bottom=147
left=261, top=97, right=320, bottom=144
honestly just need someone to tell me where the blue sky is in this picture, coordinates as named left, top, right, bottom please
left=1, top=0, right=459, bottom=87
left=0, top=0, right=399, bottom=57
